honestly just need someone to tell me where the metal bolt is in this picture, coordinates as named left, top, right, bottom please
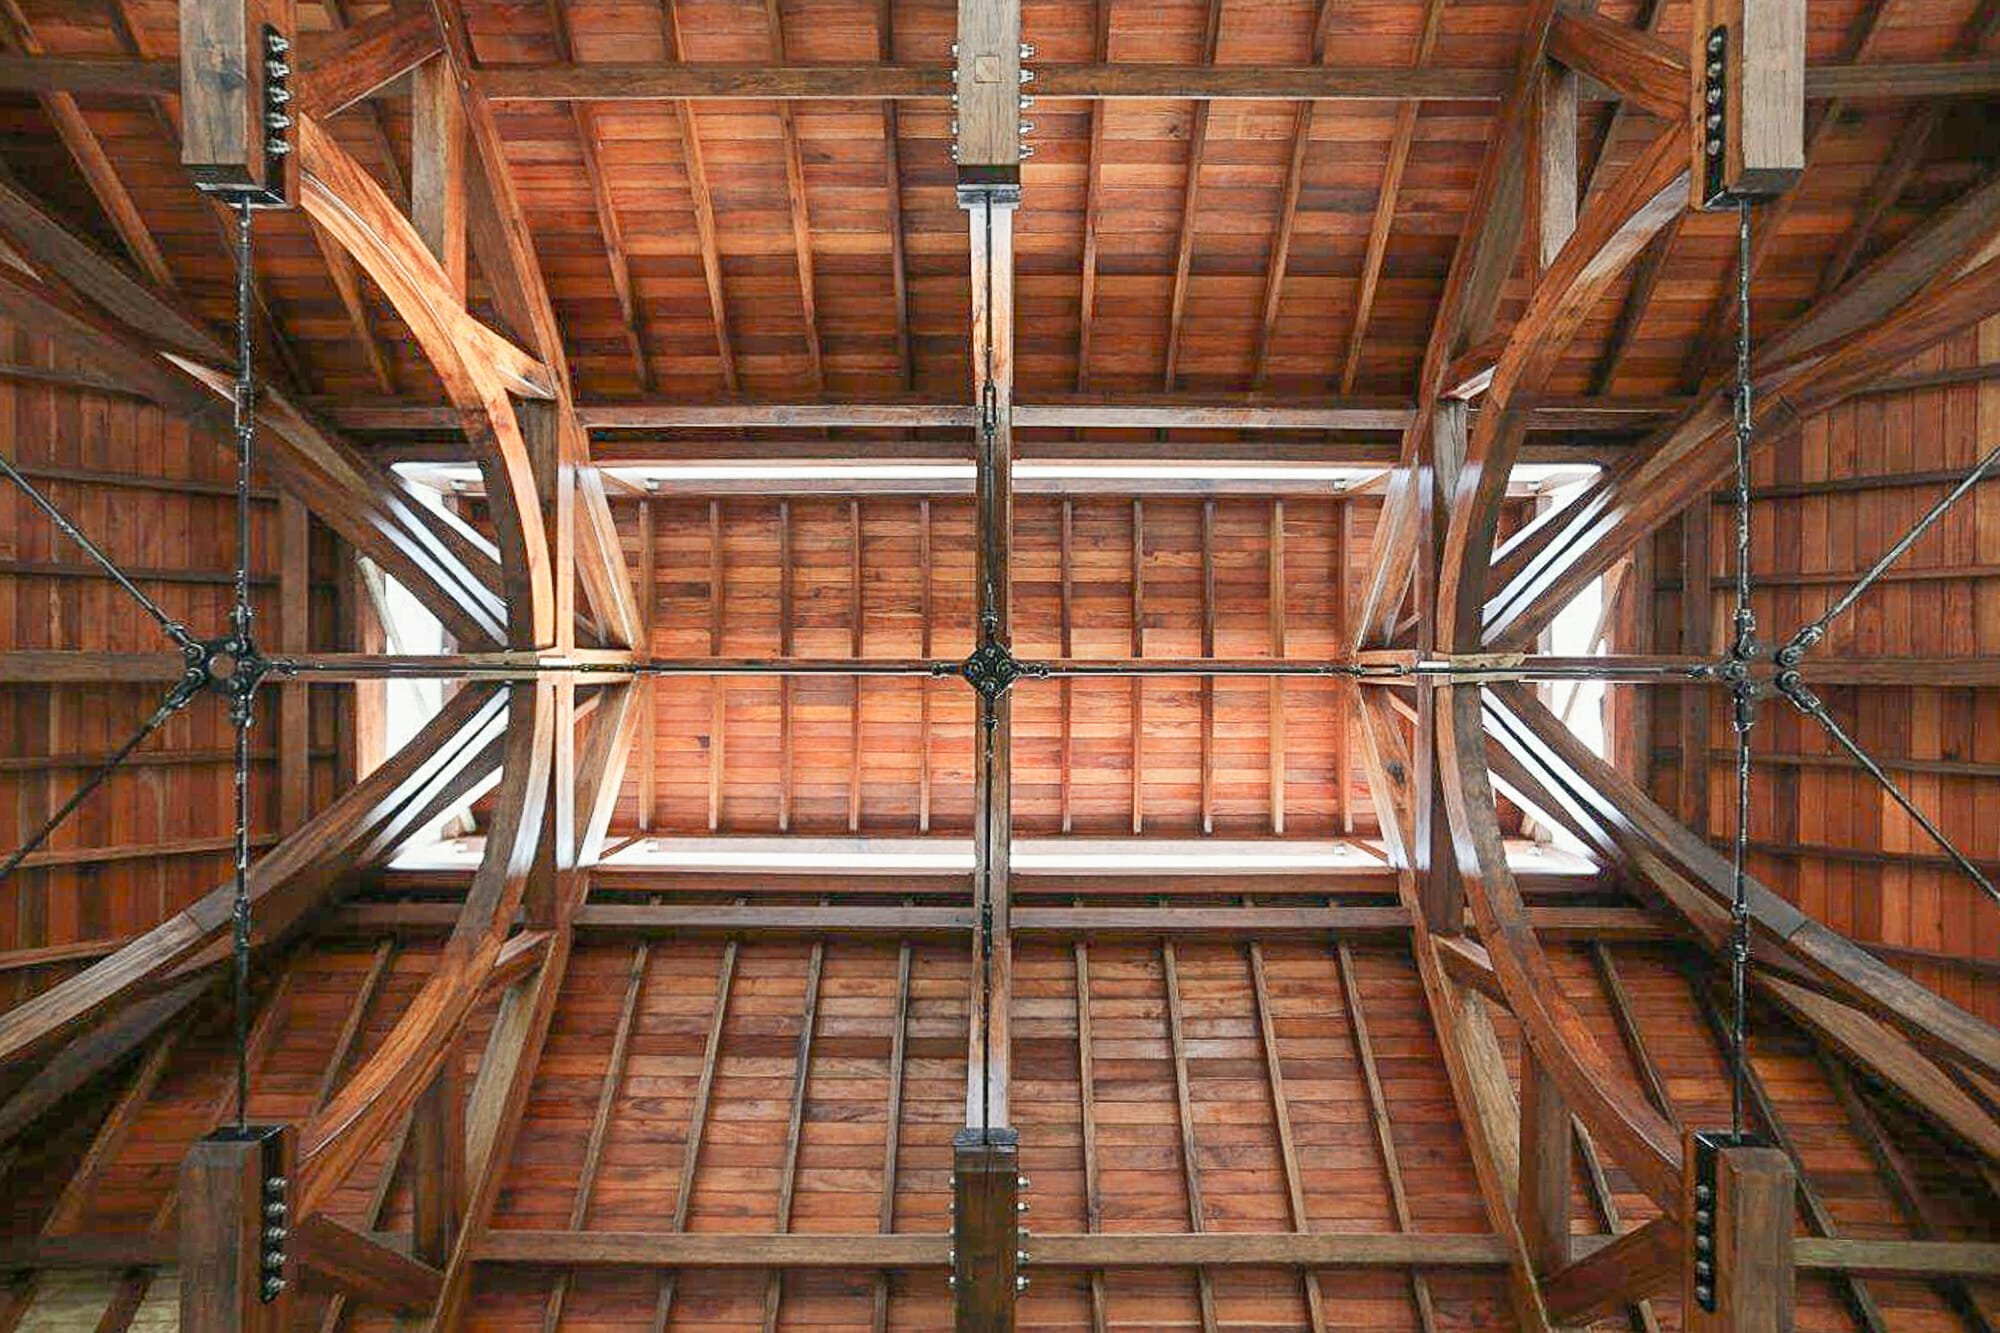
left=1019, top=42, right=1036, bottom=59
left=950, top=120, right=960, bottom=136
left=946, top=1274, right=957, bottom=1290
left=1695, top=1260, right=1713, bottom=1278
left=1695, top=1234, right=1711, bottom=1253
left=1706, top=137, right=1723, bottom=157
left=261, top=1276, right=286, bottom=1301
left=1019, top=68, right=1035, bottom=83
left=1017, top=1200, right=1030, bottom=1213
left=266, top=30, right=290, bottom=56
left=1018, top=95, right=1034, bottom=109
left=1015, top=1274, right=1030, bottom=1293
left=950, top=42, right=959, bottom=57
left=265, top=1176, right=288, bottom=1194
left=1019, top=121, right=1034, bottom=136
left=267, top=137, right=292, bottom=157
left=264, top=1201, right=288, bottom=1219
left=1707, top=60, right=1724, bottom=79
left=1019, top=145, right=1035, bottom=159
left=264, top=60, right=290, bottom=79
left=1018, top=1250, right=1030, bottom=1265
left=264, top=1227, right=288, bottom=1244
left=1696, top=1209, right=1712, bottom=1227
left=263, top=1250, right=286, bottom=1271
left=1695, top=1185, right=1714, bottom=1204
left=268, top=85, right=292, bottom=104
left=1017, top=1176, right=1030, bottom=1190
left=1695, top=1285, right=1713, bottom=1305
left=1707, top=86, right=1722, bottom=106
left=266, top=112, right=293, bottom=131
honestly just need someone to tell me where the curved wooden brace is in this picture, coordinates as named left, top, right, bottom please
left=1489, top=683, right=2000, bottom=1094
left=0, top=687, right=509, bottom=1074
left=298, top=681, right=555, bottom=1216
left=1484, top=240, right=2000, bottom=651
left=1437, top=124, right=1688, bottom=652
left=1434, top=683, right=1687, bottom=1212
left=295, top=115, right=556, bottom=650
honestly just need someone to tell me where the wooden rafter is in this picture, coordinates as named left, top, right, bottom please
left=1338, top=0, right=1447, bottom=394
left=1073, top=0, right=1112, bottom=391
left=1161, top=0, right=1224, bottom=390
left=542, top=0, right=651, bottom=389
left=765, top=0, right=824, bottom=391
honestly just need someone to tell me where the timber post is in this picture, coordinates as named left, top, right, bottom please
left=178, top=1123, right=295, bottom=1333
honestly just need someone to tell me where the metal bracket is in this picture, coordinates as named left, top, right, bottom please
left=958, top=639, right=1048, bottom=702
left=1699, top=25, right=1733, bottom=209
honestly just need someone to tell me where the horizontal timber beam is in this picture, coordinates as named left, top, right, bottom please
left=461, top=58, right=2000, bottom=102
left=321, top=394, right=1692, bottom=436
left=328, top=900, right=1664, bottom=941
left=6, top=55, right=1997, bottom=102
left=464, top=1231, right=2000, bottom=1276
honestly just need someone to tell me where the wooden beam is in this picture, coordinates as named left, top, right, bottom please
left=951, top=1128, right=1022, bottom=1331
left=1488, top=171, right=2000, bottom=650
left=1073, top=0, right=1112, bottom=391
left=651, top=932, right=738, bottom=1324
left=0, top=689, right=507, bottom=1073
left=539, top=0, right=650, bottom=388
left=291, top=1214, right=441, bottom=1315
left=1436, top=685, right=1686, bottom=1212
left=296, top=686, right=553, bottom=1216
left=0, top=173, right=507, bottom=644
left=1547, top=5, right=1685, bottom=119
left=1492, top=684, right=2000, bottom=1108
left=466, top=57, right=2000, bottom=102
left=295, top=4, right=443, bottom=118
left=654, top=5, right=736, bottom=390
left=1163, top=0, right=1224, bottom=390
left=1162, top=941, right=1219, bottom=1332
left=761, top=939, right=824, bottom=1331
left=870, top=937, right=912, bottom=1333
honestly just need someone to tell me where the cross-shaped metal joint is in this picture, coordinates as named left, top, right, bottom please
left=189, top=633, right=278, bottom=727
left=950, top=639, right=1051, bottom=702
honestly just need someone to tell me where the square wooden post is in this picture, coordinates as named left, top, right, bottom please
left=952, top=1126, right=1022, bottom=1332
left=1685, top=1130, right=1795, bottom=1332
left=178, top=1124, right=295, bottom=1333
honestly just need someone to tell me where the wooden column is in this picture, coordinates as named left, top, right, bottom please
left=1685, top=1131, right=1796, bottom=1332
left=952, top=1127, right=1022, bottom=1333
left=178, top=1125, right=295, bottom=1333
left=409, top=1044, right=464, bottom=1267
left=1413, top=400, right=1466, bottom=932
left=277, top=496, right=311, bottom=834
left=955, top=3, right=1023, bottom=1324
left=1518, top=1053, right=1572, bottom=1279
left=410, top=54, right=466, bottom=298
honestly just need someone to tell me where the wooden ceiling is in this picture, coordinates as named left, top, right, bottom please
left=0, top=0, right=1992, bottom=409
left=2, top=0, right=2000, bottom=1328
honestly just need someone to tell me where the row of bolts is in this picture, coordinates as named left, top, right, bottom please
left=946, top=1174, right=1034, bottom=1295
left=947, top=42, right=1040, bottom=162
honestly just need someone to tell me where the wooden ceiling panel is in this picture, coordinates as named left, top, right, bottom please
left=619, top=493, right=1374, bottom=837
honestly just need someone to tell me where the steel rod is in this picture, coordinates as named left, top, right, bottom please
left=1787, top=683, right=2000, bottom=910
left=0, top=680, right=203, bottom=885
left=0, top=447, right=199, bottom=653
left=1782, top=435, right=2000, bottom=663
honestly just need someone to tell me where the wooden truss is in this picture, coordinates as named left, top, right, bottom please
left=0, top=0, right=1998, bottom=1329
